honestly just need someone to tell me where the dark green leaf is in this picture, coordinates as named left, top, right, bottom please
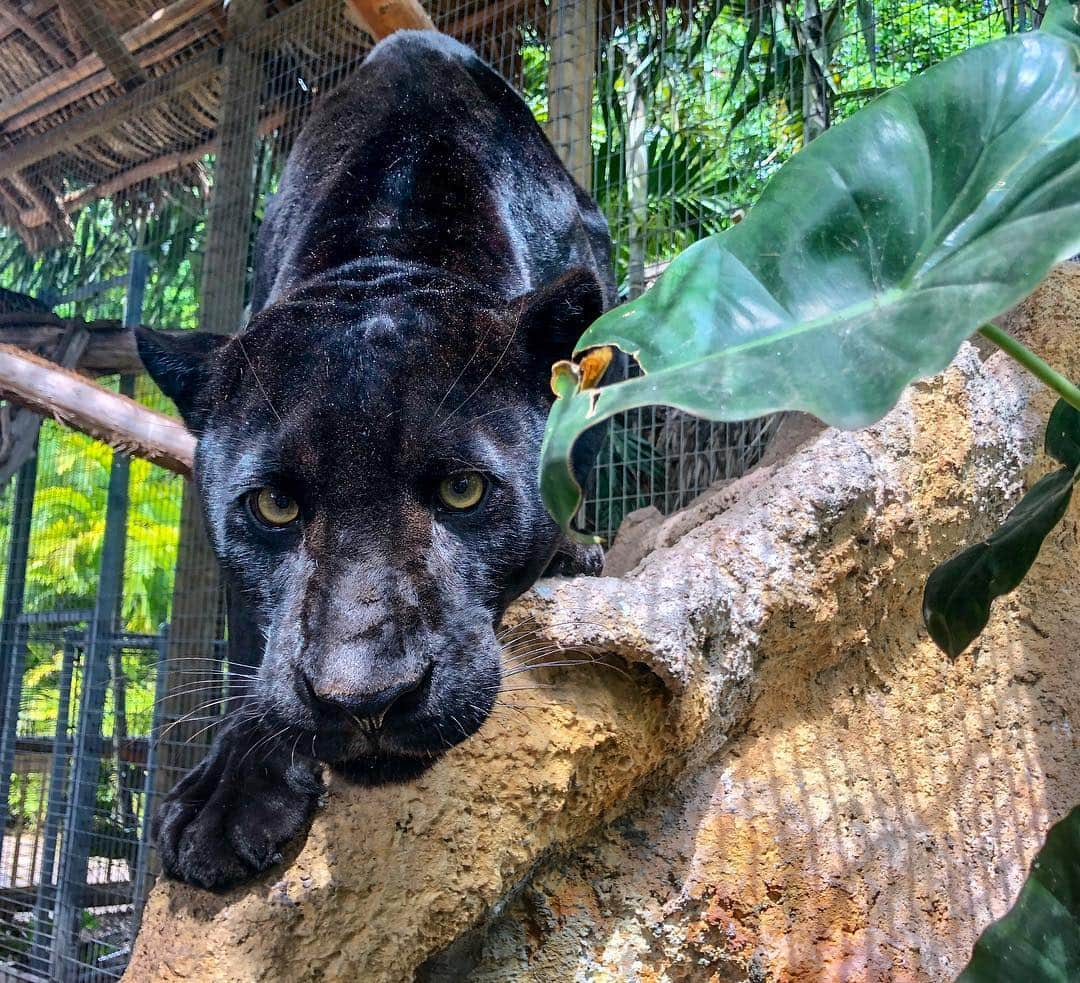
left=1045, top=398, right=1080, bottom=469
left=922, top=468, right=1075, bottom=658
left=541, top=30, right=1080, bottom=532
left=958, top=806, right=1080, bottom=982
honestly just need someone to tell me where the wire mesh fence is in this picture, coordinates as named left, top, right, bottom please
left=0, top=0, right=1022, bottom=977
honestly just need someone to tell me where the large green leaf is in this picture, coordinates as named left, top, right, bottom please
left=958, top=806, right=1080, bottom=982
left=923, top=400, right=1080, bottom=658
left=541, top=17, right=1080, bottom=533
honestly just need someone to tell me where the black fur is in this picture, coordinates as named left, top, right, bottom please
left=139, top=31, right=615, bottom=889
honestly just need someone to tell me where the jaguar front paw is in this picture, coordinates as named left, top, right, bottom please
left=153, top=719, right=323, bottom=890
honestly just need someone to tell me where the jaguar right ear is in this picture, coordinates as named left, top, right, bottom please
left=136, top=328, right=230, bottom=432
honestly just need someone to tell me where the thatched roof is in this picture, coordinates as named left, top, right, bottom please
left=0, top=0, right=669, bottom=253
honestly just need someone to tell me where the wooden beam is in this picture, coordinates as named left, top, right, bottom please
left=0, top=50, right=219, bottom=181
left=0, top=344, right=195, bottom=476
left=56, top=0, right=89, bottom=59
left=0, top=0, right=346, bottom=186
left=56, top=0, right=147, bottom=91
left=0, top=314, right=192, bottom=375
left=18, top=110, right=287, bottom=230
left=0, top=0, right=54, bottom=46
left=344, top=0, right=434, bottom=39
left=0, top=0, right=435, bottom=186
left=0, top=0, right=221, bottom=132
left=4, top=18, right=214, bottom=135
left=0, top=6, right=75, bottom=67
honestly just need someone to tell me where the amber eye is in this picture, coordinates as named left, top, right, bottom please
left=437, top=472, right=487, bottom=512
left=249, top=487, right=300, bottom=527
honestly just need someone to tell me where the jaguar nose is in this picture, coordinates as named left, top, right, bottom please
left=302, top=664, right=431, bottom=728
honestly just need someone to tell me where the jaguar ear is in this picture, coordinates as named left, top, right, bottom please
left=136, top=328, right=230, bottom=432
left=518, top=268, right=605, bottom=379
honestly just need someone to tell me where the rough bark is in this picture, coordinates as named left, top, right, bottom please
left=126, top=267, right=1080, bottom=981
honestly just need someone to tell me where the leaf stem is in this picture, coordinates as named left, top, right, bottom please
left=978, top=323, right=1080, bottom=413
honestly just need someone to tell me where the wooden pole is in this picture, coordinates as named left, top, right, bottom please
left=545, top=0, right=597, bottom=189
left=152, top=0, right=264, bottom=822
left=343, top=0, right=434, bottom=39
left=55, top=0, right=146, bottom=91
left=198, top=0, right=263, bottom=336
left=0, top=344, right=194, bottom=476
left=0, top=315, right=188, bottom=375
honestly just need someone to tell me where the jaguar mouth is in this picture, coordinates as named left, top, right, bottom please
left=273, top=713, right=454, bottom=778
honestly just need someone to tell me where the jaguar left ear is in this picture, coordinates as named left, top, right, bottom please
left=518, top=268, right=605, bottom=377
left=136, top=327, right=230, bottom=432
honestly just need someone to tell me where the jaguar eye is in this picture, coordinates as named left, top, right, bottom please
left=437, top=472, right=487, bottom=512
left=249, top=487, right=300, bottom=528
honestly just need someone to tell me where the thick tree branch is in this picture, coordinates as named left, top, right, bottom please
left=0, top=344, right=194, bottom=476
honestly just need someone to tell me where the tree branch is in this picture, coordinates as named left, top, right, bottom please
left=0, top=344, right=194, bottom=476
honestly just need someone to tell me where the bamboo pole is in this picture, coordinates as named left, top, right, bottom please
left=0, top=344, right=194, bottom=476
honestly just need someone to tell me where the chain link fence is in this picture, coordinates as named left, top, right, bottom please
left=0, top=0, right=1021, bottom=977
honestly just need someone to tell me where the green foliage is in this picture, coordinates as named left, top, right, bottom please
left=923, top=401, right=1080, bottom=657
left=958, top=806, right=1080, bottom=981
left=0, top=216, right=188, bottom=745
left=540, top=19, right=1080, bottom=533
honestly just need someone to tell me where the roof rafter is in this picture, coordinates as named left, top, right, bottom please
left=0, top=4, right=74, bottom=67
left=0, top=0, right=220, bottom=132
left=55, top=0, right=146, bottom=90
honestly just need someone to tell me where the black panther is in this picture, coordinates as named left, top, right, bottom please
left=137, top=30, right=616, bottom=889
